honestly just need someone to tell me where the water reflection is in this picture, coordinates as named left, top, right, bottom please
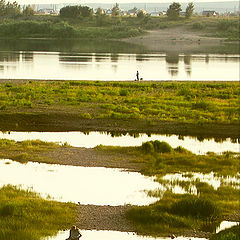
left=0, top=131, right=238, bottom=155
left=0, top=50, right=239, bottom=81
left=44, top=229, right=208, bottom=240
left=0, top=159, right=159, bottom=206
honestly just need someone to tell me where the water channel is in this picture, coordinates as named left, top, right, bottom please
left=0, top=51, right=239, bottom=81
left=0, top=39, right=239, bottom=81
left=1, top=131, right=239, bottom=155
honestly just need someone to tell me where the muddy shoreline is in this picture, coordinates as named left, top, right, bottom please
left=0, top=112, right=239, bottom=139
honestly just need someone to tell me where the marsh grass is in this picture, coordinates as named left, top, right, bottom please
left=0, top=185, right=76, bottom=240
left=0, top=81, right=239, bottom=126
left=126, top=191, right=222, bottom=236
left=0, top=139, right=60, bottom=164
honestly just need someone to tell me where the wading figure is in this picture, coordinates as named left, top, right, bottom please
left=66, top=225, right=82, bottom=240
left=136, top=70, right=139, bottom=81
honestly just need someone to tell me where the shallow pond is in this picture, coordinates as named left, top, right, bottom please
left=43, top=221, right=239, bottom=240
left=0, top=159, right=160, bottom=206
left=0, top=131, right=238, bottom=155
left=44, top=229, right=208, bottom=240
left=0, top=50, right=239, bottom=81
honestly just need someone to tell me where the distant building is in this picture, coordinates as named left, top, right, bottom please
left=37, top=8, right=57, bottom=15
left=160, top=11, right=167, bottom=16
left=180, top=11, right=186, bottom=16
left=150, top=12, right=160, bottom=16
left=128, top=7, right=138, bottom=16
left=202, top=10, right=218, bottom=16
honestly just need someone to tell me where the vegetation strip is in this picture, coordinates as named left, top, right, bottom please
left=0, top=139, right=239, bottom=238
left=0, top=80, right=239, bottom=138
left=0, top=185, right=76, bottom=240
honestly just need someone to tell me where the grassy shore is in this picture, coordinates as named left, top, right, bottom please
left=0, top=185, right=77, bottom=240
left=0, top=15, right=239, bottom=41
left=1, top=139, right=239, bottom=237
left=0, top=80, right=239, bottom=138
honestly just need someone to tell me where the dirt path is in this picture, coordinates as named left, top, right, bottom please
left=76, top=205, right=135, bottom=232
left=122, top=25, right=223, bottom=52
left=39, top=146, right=143, bottom=171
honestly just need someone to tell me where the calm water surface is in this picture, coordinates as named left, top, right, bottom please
left=0, top=51, right=239, bottom=81
left=43, top=230, right=208, bottom=240
left=0, top=159, right=160, bottom=206
left=1, top=131, right=238, bottom=155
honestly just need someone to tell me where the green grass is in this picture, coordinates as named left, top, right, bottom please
left=0, top=15, right=238, bottom=40
left=0, top=139, right=60, bottom=163
left=0, top=81, right=239, bottom=126
left=97, top=141, right=240, bottom=177
left=0, top=185, right=77, bottom=240
left=210, top=225, right=240, bottom=240
left=127, top=185, right=240, bottom=236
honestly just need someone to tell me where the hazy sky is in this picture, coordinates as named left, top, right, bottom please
left=9, top=0, right=237, bottom=4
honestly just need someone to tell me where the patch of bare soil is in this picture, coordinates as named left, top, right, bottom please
left=76, top=205, right=136, bottom=232
left=122, top=25, right=223, bottom=52
left=39, top=146, right=143, bottom=172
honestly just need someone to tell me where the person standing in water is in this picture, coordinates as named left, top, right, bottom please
left=66, top=225, right=82, bottom=240
left=136, top=70, right=139, bottom=81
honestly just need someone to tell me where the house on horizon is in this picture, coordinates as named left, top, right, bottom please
left=202, top=10, right=218, bottom=16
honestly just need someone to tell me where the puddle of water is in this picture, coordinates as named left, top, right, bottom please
left=43, top=229, right=208, bottom=240
left=0, top=131, right=239, bottom=155
left=216, top=221, right=239, bottom=234
left=162, top=172, right=240, bottom=191
left=0, top=159, right=159, bottom=206
left=43, top=221, right=239, bottom=240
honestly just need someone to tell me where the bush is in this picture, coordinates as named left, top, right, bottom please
left=141, top=141, right=172, bottom=154
left=192, top=22, right=205, bottom=30
left=170, top=195, right=220, bottom=219
left=152, top=140, right=172, bottom=153
left=142, top=141, right=154, bottom=154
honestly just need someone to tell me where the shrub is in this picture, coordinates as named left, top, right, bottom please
left=152, top=140, right=172, bottom=153
left=170, top=195, right=220, bottom=219
left=192, top=22, right=205, bottom=30
left=142, top=141, right=154, bottom=154
left=0, top=204, right=15, bottom=217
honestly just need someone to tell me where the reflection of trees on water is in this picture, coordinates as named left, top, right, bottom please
left=0, top=51, right=20, bottom=62
left=110, top=53, right=119, bottom=62
left=184, top=55, right=192, bottom=77
left=59, top=54, right=93, bottom=63
left=205, top=54, right=209, bottom=64
left=22, top=51, right=33, bottom=62
left=166, top=53, right=179, bottom=77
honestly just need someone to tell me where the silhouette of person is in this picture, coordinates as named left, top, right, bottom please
left=66, top=225, right=82, bottom=240
left=136, top=71, right=139, bottom=81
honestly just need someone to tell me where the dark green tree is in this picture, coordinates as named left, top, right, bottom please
left=22, top=5, right=35, bottom=16
left=0, top=0, right=20, bottom=17
left=185, top=2, right=194, bottom=18
left=167, top=2, right=182, bottom=20
left=137, top=10, right=145, bottom=18
left=111, top=3, right=120, bottom=16
left=60, top=5, right=92, bottom=18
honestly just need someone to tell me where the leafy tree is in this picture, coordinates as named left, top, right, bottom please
left=167, top=2, right=182, bottom=20
left=137, top=10, right=145, bottom=18
left=111, top=3, right=120, bottom=16
left=22, top=5, right=35, bottom=16
left=185, top=2, right=194, bottom=19
left=0, top=0, right=20, bottom=17
left=60, top=5, right=92, bottom=18
left=96, top=7, right=104, bottom=16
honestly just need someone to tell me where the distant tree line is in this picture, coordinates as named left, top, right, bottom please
left=167, top=2, right=194, bottom=20
left=0, top=0, right=35, bottom=17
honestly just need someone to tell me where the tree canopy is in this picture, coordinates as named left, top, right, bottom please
left=185, top=2, right=194, bottom=19
left=0, top=0, right=21, bottom=17
left=111, top=3, right=120, bottom=16
left=60, top=5, right=93, bottom=18
left=167, top=2, right=182, bottom=20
